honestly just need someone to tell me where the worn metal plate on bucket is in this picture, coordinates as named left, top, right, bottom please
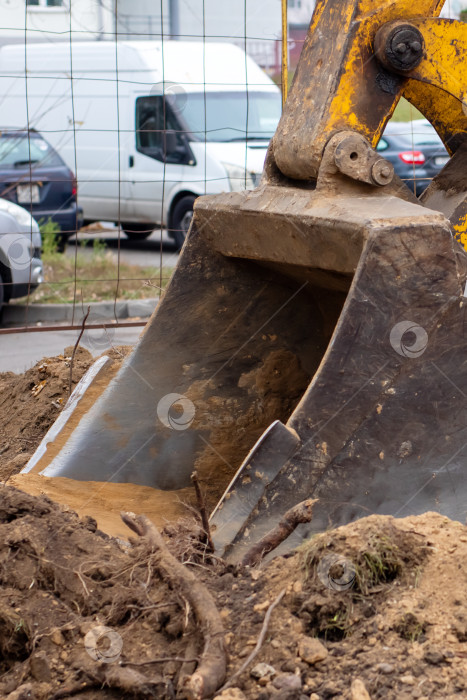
left=210, top=420, right=300, bottom=553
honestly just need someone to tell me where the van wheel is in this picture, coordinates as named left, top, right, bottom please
left=171, top=195, right=196, bottom=250
left=122, top=223, right=155, bottom=241
left=56, top=233, right=69, bottom=253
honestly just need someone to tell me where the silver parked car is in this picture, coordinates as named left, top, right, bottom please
left=0, top=198, right=43, bottom=313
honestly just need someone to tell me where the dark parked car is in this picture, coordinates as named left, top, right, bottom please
left=0, top=128, right=83, bottom=246
left=378, top=120, right=449, bottom=197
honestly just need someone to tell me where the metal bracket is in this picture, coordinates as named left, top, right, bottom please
left=333, top=132, right=394, bottom=187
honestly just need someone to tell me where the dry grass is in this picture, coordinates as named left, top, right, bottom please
left=22, top=238, right=173, bottom=305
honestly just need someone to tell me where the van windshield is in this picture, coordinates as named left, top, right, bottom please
left=171, top=91, right=282, bottom=142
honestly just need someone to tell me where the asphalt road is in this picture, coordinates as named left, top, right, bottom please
left=66, top=225, right=181, bottom=269
left=1, top=226, right=178, bottom=374
left=0, top=326, right=142, bottom=374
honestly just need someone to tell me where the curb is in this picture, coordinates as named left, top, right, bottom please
left=3, top=297, right=159, bottom=325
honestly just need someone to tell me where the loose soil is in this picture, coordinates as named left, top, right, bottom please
left=0, top=486, right=466, bottom=699
left=0, top=349, right=195, bottom=538
left=2, top=355, right=467, bottom=699
left=0, top=347, right=96, bottom=481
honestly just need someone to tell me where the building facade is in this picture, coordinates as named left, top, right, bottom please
left=0, top=0, right=463, bottom=63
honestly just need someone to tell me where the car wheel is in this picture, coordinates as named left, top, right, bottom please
left=56, top=233, right=70, bottom=253
left=122, top=223, right=155, bottom=241
left=171, top=195, right=196, bottom=250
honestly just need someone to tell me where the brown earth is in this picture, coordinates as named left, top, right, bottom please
left=0, top=346, right=95, bottom=480
left=0, top=346, right=133, bottom=483
left=2, top=355, right=467, bottom=699
left=0, top=348, right=197, bottom=538
left=0, top=485, right=467, bottom=699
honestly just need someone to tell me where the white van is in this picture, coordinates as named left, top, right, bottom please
left=0, top=41, right=281, bottom=247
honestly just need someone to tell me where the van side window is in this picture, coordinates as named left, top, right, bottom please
left=135, top=96, right=191, bottom=164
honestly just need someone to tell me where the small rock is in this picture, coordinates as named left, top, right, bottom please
left=251, top=662, right=277, bottom=680
left=309, top=696, right=320, bottom=700
left=376, top=663, right=394, bottom=674
left=273, top=673, right=302, bottom=691
left=400, top=675, right=415, bottom=685
left=81, top=514, right=97, bottom=532
left=351, top=678, right=371, bottom=700
left=423, top=648, right=445, bottom=665
left=214, top=689, right=247, bottom=700
left=271, top=639, right=281, bottom=649
left=79, top=621, right=96, bottom=636
left=50, top=629, right=65, bottom=646
left=282, top=660, right=298, bottom=673
left=30, top=651, right=51, bottom=683
left=320, top=680, right=341, bottom=696
left=5, top=683, right=35, bottom=700
left=297, top=636, right=328, bottom=665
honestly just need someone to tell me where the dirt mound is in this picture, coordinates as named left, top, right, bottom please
left=0, top=347, right=130, bottom=482
left=0, top=485, right=210, bottom=700
left=2, top=354, right=467, bottom=698
left=1, top=483, right=467, bottom=700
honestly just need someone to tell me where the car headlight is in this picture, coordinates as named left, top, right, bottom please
left=0, top=198, right=36, bottom=228
left=222, top=163, right=257, bottom=192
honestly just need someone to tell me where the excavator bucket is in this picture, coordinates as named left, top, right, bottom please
left=23, top=0, right=467, bottom=558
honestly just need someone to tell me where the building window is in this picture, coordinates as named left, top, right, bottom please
left=288, top=0, right=302, bottom=7
left=27, top=0, right=64, bottom=7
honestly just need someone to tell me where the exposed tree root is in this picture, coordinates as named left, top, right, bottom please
left=241, top=498, right=317, bottom=567
left=191, top=470, right=215, bottom=553
left=121, top=511, right=227, bottom=700
left=219, top=588, right=286, bottom=692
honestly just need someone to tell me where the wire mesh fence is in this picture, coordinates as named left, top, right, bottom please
left=0, top=0, right=460, bottom=347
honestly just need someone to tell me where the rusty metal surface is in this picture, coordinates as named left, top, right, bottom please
left=210, top=420, right=300, bottom=552
left=377, top=18, right=467, bottom=158
left=271, top=0, right=445, bottom=181
left=29, top=220, right=339, bottom=490
left=214, top=202, right=467, bottom=561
